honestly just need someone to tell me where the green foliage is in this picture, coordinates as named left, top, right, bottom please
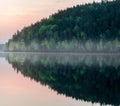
left=5, top=0, right=120, bottom=52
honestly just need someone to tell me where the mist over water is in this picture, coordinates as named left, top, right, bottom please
left=1, top=0, right=120, bottom=105
left=5, top=40, right=120, bottom=53
left=6, top=52, right=120, bottom=66
left=0, top=52, right=118, bottom=106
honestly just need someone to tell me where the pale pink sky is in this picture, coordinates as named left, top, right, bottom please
left=0, top=57, right=99, bottom=106
left=0, top=0, right=100, bottom=43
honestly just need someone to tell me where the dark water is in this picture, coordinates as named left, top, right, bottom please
left=0, top=53, right=120, bottom=106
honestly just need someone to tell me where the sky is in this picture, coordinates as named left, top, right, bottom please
left=0, top=0, right=100, bottom=44
left=0, top=57, right=100, bottom=106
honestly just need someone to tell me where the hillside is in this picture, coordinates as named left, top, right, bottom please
left=5, top=0, right=120, bottom=52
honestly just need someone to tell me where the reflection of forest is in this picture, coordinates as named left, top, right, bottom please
left=0, top=53, right=5, bottom=58
left=6, top=53, right=120, bottom=105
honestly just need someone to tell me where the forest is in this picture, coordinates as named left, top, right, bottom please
left=5, top=0, right=120, bottom=52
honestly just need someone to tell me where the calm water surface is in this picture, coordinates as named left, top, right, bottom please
left=0, top=53, right=120, bottom=106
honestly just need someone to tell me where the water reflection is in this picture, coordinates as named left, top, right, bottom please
left=0, top=52, right=5, bottom=58
left=5, top=53, right=120, bottom=106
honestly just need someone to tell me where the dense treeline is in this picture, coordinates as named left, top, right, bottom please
left=6, top=53, right=120, bottom=105
left=5, top=0, right=120, bottom=52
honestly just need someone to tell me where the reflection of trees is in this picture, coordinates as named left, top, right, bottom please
left=6, top=53, right=120, bottom=105
left=0, top=53, right=5, bottom=58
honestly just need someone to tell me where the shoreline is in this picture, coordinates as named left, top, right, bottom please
left=1, top=51, right=120, bottom=56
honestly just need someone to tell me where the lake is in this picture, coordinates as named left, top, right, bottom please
left=0, top=52, right=120, bottom=106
